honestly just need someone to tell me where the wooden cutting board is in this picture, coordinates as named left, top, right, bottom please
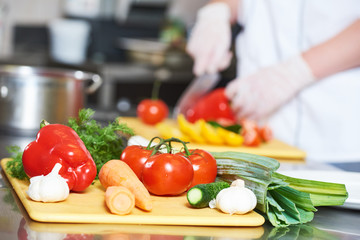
left=1, top=158, right=265, bottom=227
left=120, top=117, right=306, bottom=160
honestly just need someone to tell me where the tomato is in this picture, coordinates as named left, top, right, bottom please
left=120, top=145, right=153, bottom=179
left=137, top=99, right=169, bottom=125
left=142, top=153, right=194, bottom=195
left=180, top=149, right=217, bottom=189
left=241, top=119, right=261, bottom=147
left=258, top=125, right=273, bottom=142
left=242, top=129, right=262, bottom=146
left=185, top=88, right=236, bottom=125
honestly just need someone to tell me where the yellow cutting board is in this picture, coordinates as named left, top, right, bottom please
left=1, top=158, right=265, bottom=227
left=120, top=117, right=306, bottom=160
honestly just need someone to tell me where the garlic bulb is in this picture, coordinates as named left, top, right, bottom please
left=209, top=179, right=257, bottom=215
left=27, top=163, right=69, bottom=202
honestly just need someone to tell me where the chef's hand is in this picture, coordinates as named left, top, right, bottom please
left=186, top=2, right=233, bottom=76
left=225, top=55, right=316, bottom=121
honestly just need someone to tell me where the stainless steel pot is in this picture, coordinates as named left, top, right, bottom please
left=0, top=65, right=102, bottom=134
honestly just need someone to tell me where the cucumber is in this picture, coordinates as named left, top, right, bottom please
left=187, top=182, right=230, bottom=208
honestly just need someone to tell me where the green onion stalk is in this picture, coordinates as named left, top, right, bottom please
left=211, top=152, right=348, bottom=227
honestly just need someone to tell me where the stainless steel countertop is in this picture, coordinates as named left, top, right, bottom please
left=0, top=132, right=359, bottom=240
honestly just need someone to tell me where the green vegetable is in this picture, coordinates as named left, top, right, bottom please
left=211, top=151, right=348, bottom=227
left=187, top=181, right=230, bottom=208
left=5, top=146, right=27, bottom=180
left=6, top=108, right=134, bottom=179
left=67, top=108, right=134, bottom=178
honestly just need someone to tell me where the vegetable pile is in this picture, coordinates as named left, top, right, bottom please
left=6, top=108, right=134, bottom=180
left=157, top=114, right=272, bottom=147
left=121, top=137, right=218, bottom=196
left=3, top=108, right=349, bottom=227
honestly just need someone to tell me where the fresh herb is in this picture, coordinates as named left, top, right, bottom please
left=5, top=108, right=134, bottom=179
left=67, top=108, right=134, bottom=178
left=5, top=146, right=27, bottom=180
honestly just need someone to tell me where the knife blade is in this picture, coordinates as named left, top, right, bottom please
left=173, top=73, right=220, bottom=118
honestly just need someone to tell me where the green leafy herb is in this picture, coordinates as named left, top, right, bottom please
left=5, top=146, right=27, bottom=180
left=67, top=108, right=134, bottom=178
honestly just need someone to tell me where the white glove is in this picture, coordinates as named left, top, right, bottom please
left=186, top=2, right=233, bottom=76
left=225, top=55, right=316, bottom=121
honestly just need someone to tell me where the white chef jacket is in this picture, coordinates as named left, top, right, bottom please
left=235, top=0, right=360, bottom=162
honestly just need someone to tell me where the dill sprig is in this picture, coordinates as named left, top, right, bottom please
left=67, top=108, right=134, bottom=178
left=5, top=146, right=28, bottom=180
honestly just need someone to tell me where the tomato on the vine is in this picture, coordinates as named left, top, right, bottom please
left=137, top=99, right=169, bottom=125
left=142, top=153, right=194, bottom=196
left=179, top=149, right=217, bottom=189
left=120, top=145, right=153, bottom=179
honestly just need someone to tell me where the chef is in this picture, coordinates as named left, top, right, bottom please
left=186, top=0, right=360, bottom=163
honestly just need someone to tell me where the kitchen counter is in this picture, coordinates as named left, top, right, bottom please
left=0, top=132, right=359, bottom=240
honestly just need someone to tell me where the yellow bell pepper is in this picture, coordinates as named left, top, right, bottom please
left=177, top=114, right=206, bottom=144
left=217, top=127, right=244, bottom=146
left=198, top=119, right=224, bottom=145
left=156, top=122, right=190, bottom=142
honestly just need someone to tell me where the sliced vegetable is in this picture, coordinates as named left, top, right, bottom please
left=105, top=186, right=135, bottom=215
left=217, top=127, right=244, bottom=146
left=198, top=119, right=224, bottom=145
left=178, top=114, right=206, bottom=144
left=187, top=181, right=230, bottom=208
left=156, top=122, right=191, bottom=142
left=212, top=151, right=348, bottom=227
left=99, top=160, right=153, bottom=211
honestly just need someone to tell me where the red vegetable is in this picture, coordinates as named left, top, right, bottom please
left=179, top=149, right=217, bottom=189
left=185, top=88, right=236, bottom=125
left=142, top=153, right=194, bottom=196
left=120, top=145, right=153, bottom=179
left=137, top=99, right=169, bottom=125
left=22, top=124, right=97, bottom=192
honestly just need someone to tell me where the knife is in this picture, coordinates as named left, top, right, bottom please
left=173, top=73, right=220, bottom=118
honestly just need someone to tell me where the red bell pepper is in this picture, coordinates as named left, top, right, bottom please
left=185, top=88, right=236, bottom=126
left=22, top=124, right=97, bottom=192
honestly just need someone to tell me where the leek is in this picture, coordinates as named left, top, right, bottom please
left=211, top=151, right=348, bottom=227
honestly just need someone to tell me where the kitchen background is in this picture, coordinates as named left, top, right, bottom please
left=0, top=0, right=238, bottom=125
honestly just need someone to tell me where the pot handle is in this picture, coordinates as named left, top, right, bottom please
left=85, top=74, right=102, bottom=94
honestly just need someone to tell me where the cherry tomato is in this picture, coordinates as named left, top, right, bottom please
left=142, top=153, right=194, bottom=195
left=242, top=129, right=262, bottom=146
left=137, top=99, right=169, bottom=125
left=180, top=149, right=217, bottom=189
left=241, top=119, right=262, bottom=147
left=186, top=88, right=236, bottom=125
left=120, top=145, right=153, bottom=179
left=258, top=125, right=273, bottom=142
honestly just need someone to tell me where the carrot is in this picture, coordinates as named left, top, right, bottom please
left=99, top=159, right=153, bottom=211
left=105, top=186, right=135, bottom=215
